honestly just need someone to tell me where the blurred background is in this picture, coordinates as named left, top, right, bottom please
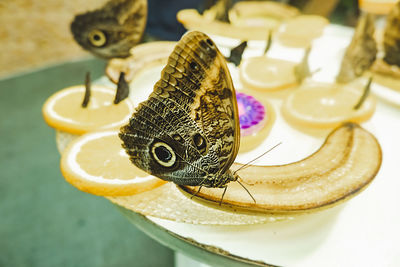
left=0, top=0, right=359, bottom=78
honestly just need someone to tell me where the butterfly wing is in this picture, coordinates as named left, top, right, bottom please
left=383, top=2, right=400, bottom=67
left=71, top=0, right=147, bottom=59
left=336, top=13, right=377, bottom=83
left=120, top=31, right=240, bottom=187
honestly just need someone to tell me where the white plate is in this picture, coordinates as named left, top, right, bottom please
left=108, top=24, right=400, bottom=266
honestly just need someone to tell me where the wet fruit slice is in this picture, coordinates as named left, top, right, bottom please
left=60, top=131, right=166, bottom=196
left=240, top=56, right=298, bottom=91
left=282, top=82, right=376, bottom=129
left=42, top=85, right=134, bottom=135
left=276, top=15, right=328, bottom=47
left=181, top=123, right=382, bottom=213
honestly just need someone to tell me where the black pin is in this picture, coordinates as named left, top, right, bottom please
left=226, top=41, right=247, bottom=66
left=264, top=30, right=273, bottom=55
left=294, top=46, right=312, bottom=83
left=354, top=76, right=373, bottom=110
left=114, top=72, right=130, bottom=104
left=81, top=72, right=91, bottom=108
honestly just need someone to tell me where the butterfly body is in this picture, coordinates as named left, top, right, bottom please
left=120, top=31, right=240, bottom=188
left=71, top=0, right=147, bottom=59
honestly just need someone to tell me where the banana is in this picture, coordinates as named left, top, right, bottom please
left=182, top=123, right=382, bottom=213
left=110, top=123, right=382, bottom=224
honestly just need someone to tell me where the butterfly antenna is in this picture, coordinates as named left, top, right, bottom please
left=237, top=180, right=256, bottom=204
left=234, top=142, right=282, bottom=175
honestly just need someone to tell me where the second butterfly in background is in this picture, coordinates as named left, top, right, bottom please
left=71, top=0, right=147, bottom=59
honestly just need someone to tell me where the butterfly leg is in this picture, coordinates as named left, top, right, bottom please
left=219, top=186, right=228, bottom=206
left=237, top=180, right=256, bottom=204
left=190, top=186, right=203, bottom=199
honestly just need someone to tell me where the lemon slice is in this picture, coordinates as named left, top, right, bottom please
left=282, top=82, right=376, bottom=129
left=42, top=85, right=134, bottom=135
left=60, top=131, right=166, bottom=196
left=177, top=9, right=275, bottom=40
left=276, top=15, right=328, bottom=47
left=228, top=1, right=299, bottom=28
left=240, top=56, right=298, bottom=91
left=106, top=41, right=176, bottom=84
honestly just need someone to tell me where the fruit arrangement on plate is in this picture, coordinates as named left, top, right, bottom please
left=39, top=6, right=400, bottom=267
left=43, top=19, right=386, bottom=225
left=40, top=1, right=400, bottom=265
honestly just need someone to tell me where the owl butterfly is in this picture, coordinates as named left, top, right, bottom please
left=71, top=0, right=147, bottom=59
left=336, top=13, right=377, bottom=83
left=383, top=1, right=400, bottom=67
left=120, top=31, right=244, bottom=195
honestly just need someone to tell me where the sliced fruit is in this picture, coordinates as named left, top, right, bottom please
left=228, top=1, right=299, bottom=28
left=239, top=56, right=298, bottom=91
left=56, top=130, right=79, bottom=154
left=281, top=82, right=376, bottom=129
left=370, top=59, right=400, bottom=91
left=276, top=15, right=328, bottom=48
left=359, top=0, right=398, bottom=14
left=106, top=41, right=176, bottom=84
left=60, top=131, right=166, bottom=196
left=177, top=9, right=277, bottom=40
left=181, top=123, right=382, bottom=213
left=42, top=85, right=134, bottom=135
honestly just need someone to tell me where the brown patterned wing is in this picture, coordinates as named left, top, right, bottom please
left=71, top=0, right=147, bottom=59
left=119, top=31, right=240, bottom=187
left=336, top=13, right=377, bottom=83
left=383, top=1, right=400, bottom=67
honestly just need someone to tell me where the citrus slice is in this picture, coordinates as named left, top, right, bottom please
left=282, top=82, right=376, bottom=129
left=60, top=131, right=166, bottom=196
left=228, top=1, right=299, bottom=28
left=359, top=0, right=398, bottom=14
left=240, top=56, right=298, bottom=91
left=177, top=9, right=276, bottom=40
left=276, top=15, right=328, bottom=47
left=42, top=85, right=134, bottom=135
left=106, top=41, right=176, bottom=84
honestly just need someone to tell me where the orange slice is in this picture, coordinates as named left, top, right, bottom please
left=282, top=82, right=376, bottom=129
left=239, top=56, right=298, bottom=91
left=276, top=15, right=328, bottom=47
left=60, top=131, right=165, bottom=196
left=359, top=0, right=398, bottom=14
left=106, top=41, right=176, bottom=84
left=228, top=1, right=299, bottom=28
left=177, top=9, right=276, bottom=40
left=42, top=85, right=134, bottom=135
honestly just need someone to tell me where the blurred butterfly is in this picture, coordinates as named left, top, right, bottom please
left=336, top=13, right=377, bottom=83
left=119, top=31, right=243, bottom=192
left=71, top=0, right=147, bottom=59
left=383, top=1, right=400, bottom=67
